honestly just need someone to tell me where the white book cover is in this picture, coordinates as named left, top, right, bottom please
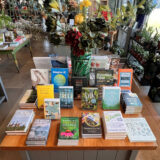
left=31, top=69, right=49, bottom=87
left=124, top=118, right=156, bottom=142
left=103, top=111, right=127, bottom=133
left=33, top=57, right=52, bottom=69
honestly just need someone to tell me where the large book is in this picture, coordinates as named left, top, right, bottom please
left=19, top=89, right=37, bottom=108
left=118, top=69, right=133, bottom=91
left=59, top=86, right=74, bottom=108
left=44, top=98, right=60, bottom=119
left=26, top=119, right=51, bottom=146
left=33, top=57, right=52, bottom=69
left=58, top=117, right=79, bottom=146
left=81, top=87, right=98, bottom=110
left=37, top=84, right=54, bottom=108
left=6, top=109, right=34, bottom=135
left=102, top=87, right=121, bottom=110
left=31, top=69, right=50, bottom=88
left=121, top=92, right=142, bottom=114
left=51, top=68, right=69, bottom=92
left=103, top=111, right=127, bottom=139
left=81, top=112, right=102, bottom=138
left=124, top=118, right=156, bottom=142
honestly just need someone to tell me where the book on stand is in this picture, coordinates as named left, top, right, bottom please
left=57, top=117, right=79, bottom=146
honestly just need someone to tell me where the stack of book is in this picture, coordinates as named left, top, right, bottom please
left=5, top=109, right=34, bottom=135
left=26, top=119, right=51, bottom=146
left=57, top=117, right=79, bottom=146
left=124, top=118, right=156, bottom=142
left=121, top=92, right=142, bottom=114
left=81, top=113, right=102, bottom=138
left=102, top=111, right=127, bottom=139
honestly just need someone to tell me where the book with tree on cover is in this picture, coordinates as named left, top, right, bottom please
left=44, top=98, right=60, bottom=119
left=81, top=87, right=98, bottom=110
left=102, top=86, right=121, bottom=110
left=118, top=69, right=133, bottom=91
left=37, top=84, right=54, bottom=108
left=30, top=69, right=49, bottom=88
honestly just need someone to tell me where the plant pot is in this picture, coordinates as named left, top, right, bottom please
left=158, top=41, right=160, bottom=50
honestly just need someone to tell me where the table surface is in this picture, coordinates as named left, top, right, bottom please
left=0, top=34, right=32, bottom=51
left=0, top=79, right=158, bottom=151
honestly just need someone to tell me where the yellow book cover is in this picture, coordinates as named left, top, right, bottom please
left=37, top=84, right=54, bottom=108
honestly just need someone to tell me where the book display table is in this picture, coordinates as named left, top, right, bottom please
left=0, top=78, right=158, bottom=160
left=0, top=34, right=32, bottom=72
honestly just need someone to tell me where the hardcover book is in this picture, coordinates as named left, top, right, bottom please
left=82, top=112, right=102, bottom=138
left=118, top=69, right=133, bottom=91
left=102, top=86, right=121, bottom=110
left=51, top=68, right=69, bottom=92
left=82, top=87, right=98, bottom=110
left=109, top=55, right=120, bottom=73
left=95, top=69, right=114, bottom=86
left=44, top=98, right=60, bottom=119
left=26, top=119, right=51, bottom=145
left=31, top=69, right=49, bottom=88
left=6, top=109, right=34, bottom=134
left=59, top=86, right=73, bottom=108
left=124, top=118, right=156, bottom=142
left=37, top=84, right=54, bottom=108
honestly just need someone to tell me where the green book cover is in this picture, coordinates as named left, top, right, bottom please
left=82, top=87, right=98, bottom=110
left=102, top=87, right=121, bottom=110
left=59, top=117, right=79, bottom=140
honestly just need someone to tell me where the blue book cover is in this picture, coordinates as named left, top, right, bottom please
left=102, top=87, right=121, bottom=110
left=59, top=86, right=74, bottom=108
left=51, top=68, right=69, bottom=92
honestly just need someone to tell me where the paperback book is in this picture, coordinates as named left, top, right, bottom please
left=6, top=109, right=35, bottom=135
left=102, top=87, right=121, bottom=110
left=37, top=84, right=54, bottom=108
left=44, top=98, right=60, bottom=119
left=59, top=86, right=73, bottom=108
left=33, top=57, right=52, bottom=69
left=26, top=119, right=51, bottom=146
left=58, top=117, right=79, bottom=146
left=81, top=87, right=98, bottom=110
left=51, top=68, right=69, bottom=92
left=31, top=69, right=49, bottom=88
left=82, top=112, right=102, bottom=138
left=124, top=118, right=156, bottom=142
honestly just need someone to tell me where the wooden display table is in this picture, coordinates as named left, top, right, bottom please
left=0, top=79, right=158, bottom=160
left=0, top=34, right=32, bottom=72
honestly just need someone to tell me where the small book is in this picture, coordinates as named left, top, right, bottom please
left=6, top=109, right=35, bottom=135
left=124, top=118, right=156, bottom=142
left=0, top=44, right=8, bottom=50
left=118, top=69, right=133, bottom=91
left=58, top=117, right=79, bottom=146
left=82, top=112, right=102, bottom=138
left=31, top=69, right=50, bottom=88
left=19, top=89, right=37, bottom=108
left=37, top=84, right=54, bottom=108
left=51, top=68, right=69, bottom=92
left=26, top=119, right=51, bottom=146
left=59, top=86, right=74, bottom=108
left=33, top=57, right=52, bottom=69
left=82, top=87, right=98, bottom=110
left=44, top=98, right=60, bottom=119
left=102, top=86, right=121, bottom=110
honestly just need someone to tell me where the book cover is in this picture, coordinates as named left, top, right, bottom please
left=59, top=86, right=73, bottom=108
left=95, top=69, right=114, bottom=85
left=59, top=117, right=79, bottom=140
left=44, top=98, right=60, bottom=119
left=118, top=69, right=133, bottom=91
left=124, top=118, right=156, bottom=142
left=33, top=57, right=52, bottom=69
left=102, top=87, right=120, bottom=110
left=82, top=87, right=98, bottom=110
left=26, top=119, right=51, bottom=141
left=109, top=55, right=120, bottom=73
left=37, top=84, right=54, bottom=108
left=6, top=109, right=34, bottom=132
left=82, top=112, right=102, bottom=135
left=51, top=68, right=69, bottom=92
left=31, top=69, right=49, bottom=87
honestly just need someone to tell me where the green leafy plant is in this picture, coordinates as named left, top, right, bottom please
left=0, top=10, right=12, bottom=29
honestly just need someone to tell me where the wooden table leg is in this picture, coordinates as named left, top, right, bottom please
left=12, top=53, right=20, bottom=72
left=29, top=41, right=33, bottom=57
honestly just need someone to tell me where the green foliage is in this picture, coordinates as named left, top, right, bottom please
left=0, top=10, right=12, bottom=29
